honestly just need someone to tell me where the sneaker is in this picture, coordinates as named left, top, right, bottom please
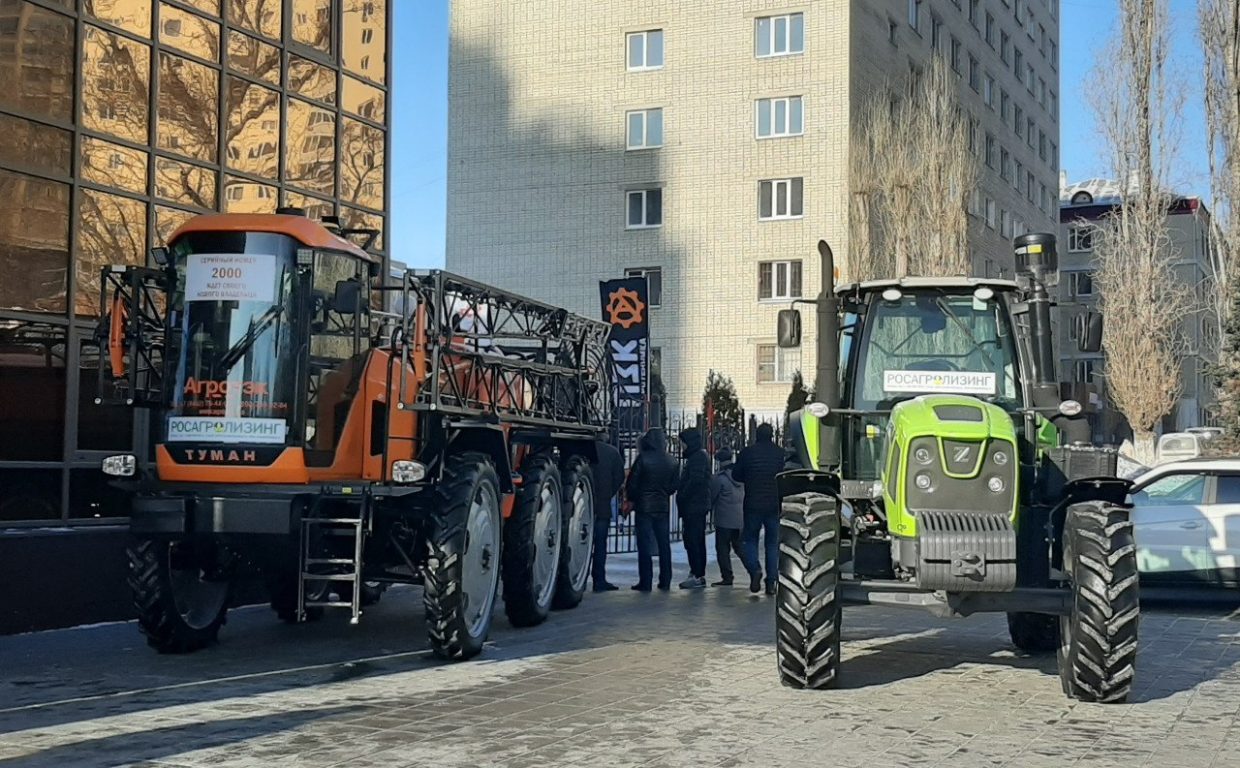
left=765, top=580, right=777, bottom=596
left=712, top=579, right=733, bottom=587
left=593, top=581, right=619, bottom=593
left=679, top=576, right=707, bottom=589
left=749, top=573, right=763, bottom=594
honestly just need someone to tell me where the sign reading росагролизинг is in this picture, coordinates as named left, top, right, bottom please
left=882, top=370, right=997, bottom=395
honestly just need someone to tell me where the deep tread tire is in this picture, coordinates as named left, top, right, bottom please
left=1058, top=501, right=1140, bottom=703
left=128, top=539, right=229, bottom=654
left=359, top=581, right=386, bottom=607
left=425, top=452, right=502, bottom=660
left=1007, top=612, right=1058, bottom=654
left=776, top=493, right=842, bottom=689
left=552, top=455, right=594, bottom=610
left=503, top=453, right=562, bottom=628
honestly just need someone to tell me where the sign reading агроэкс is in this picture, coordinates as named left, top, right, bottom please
left=599, top=277, right=650, bottom=444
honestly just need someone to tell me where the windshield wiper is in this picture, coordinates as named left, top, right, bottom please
left=217, top=305, right=284, bottom=372
left=933, top=296, right=1018, bottom=394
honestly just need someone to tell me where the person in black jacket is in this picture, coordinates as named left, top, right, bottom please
left=732, top=422, right=786, bottom=595
left=676, top=428, right=712, bottom=589
left=624, top=428, right=678, bottom=591
left=590, top=438, right=626, bottom=592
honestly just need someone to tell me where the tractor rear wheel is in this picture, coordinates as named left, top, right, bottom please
left=128, top=538, right=230, bottom=654
left=1007, top=612, right=1058, bottom=653
left=1058, top=501, right=1139, bottom=703
left=775, top=493, right=842, bottom=689
left=552, top=454, right=594, bottom=610
left=503, top=453, right=563, bottom=627
left=424, top=452, right=503, bottom=660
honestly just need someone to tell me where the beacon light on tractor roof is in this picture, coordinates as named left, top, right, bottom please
left=102, top=454, right=136, bottom=477
left=881, top=287, right=903, bottom=302
left=391, top=460, right=427, bottom=484
left=973, top=286, right=995, bottom=302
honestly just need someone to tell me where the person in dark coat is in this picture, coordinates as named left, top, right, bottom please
left=676, top=428, right=712, bottom=589
left=709, top=448, right=745, bottom=586
left=732, top=423, right=786, bottom=595
left=624, top=428, right=678, bottom=591
left=590, top=438, right=626, bottom=592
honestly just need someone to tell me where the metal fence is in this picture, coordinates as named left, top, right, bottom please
left=604, top=411, right=786, bottom=554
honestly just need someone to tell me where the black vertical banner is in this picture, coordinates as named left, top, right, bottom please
left=600, top=277, right=650, bottom=449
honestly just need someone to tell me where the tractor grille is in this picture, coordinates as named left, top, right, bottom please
left=941, top=439, right=984, bottom=476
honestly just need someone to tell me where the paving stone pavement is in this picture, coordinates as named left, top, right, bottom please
left=1, top=554, right=1239, bottom=768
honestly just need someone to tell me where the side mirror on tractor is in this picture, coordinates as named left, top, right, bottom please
left=777, top=308, right=802, bottom=348
left=333, top=279, right=364, bottom=315
left=1075, top=311, right=1103, bottom=353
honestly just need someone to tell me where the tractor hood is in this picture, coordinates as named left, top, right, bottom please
left=889, top=394, right=1018, bottom=446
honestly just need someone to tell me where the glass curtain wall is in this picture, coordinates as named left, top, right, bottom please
left=0, top=0, right=390, bottom=523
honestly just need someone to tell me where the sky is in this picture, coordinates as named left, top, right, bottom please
left=388, top=1, right=1214, bottom=270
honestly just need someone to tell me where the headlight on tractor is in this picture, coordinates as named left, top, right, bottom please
left=914, top=472, right=933, bottom=491
left=102, top=454, right=136, bottom=477
left=987, top=476, right=1005, bottom=493
left=914, top=447, right=933, bottom=465
left=993, top=449, right=1009, bottom=466
left=392, top=460, right=427, bottom=484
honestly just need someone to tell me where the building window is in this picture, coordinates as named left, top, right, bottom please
left=1070, top=270, right=1096, bottom=297
left=1014, top=105, right=1024, bottom=138
left=626, top=108, right=663, bottom=149
left=1027, top=63, right=1036, bottom=93
left=1068, top=227, right=1094, bottom=253
left=626, top=188, right=663, bottom=229
left=968, top=54, right=980, bottom=91
left=985, top=197, right=997, bottom=229
left=931, top=14, right=943, bottom=51
left=908, top=0, right=922, bottom=31
left=969, top=0, right=980, bottom=27
left=1014, top=47, right=1023, bottom=80
left=758, top=260, right=803, bottom=300
left=888, top=17, right=898, bottom=45
left=985, top=133, right=996, bottom=168
left=624, top=266, right=663, bottom=306
left=1000, top=208, right=1012, bottom=238
left=1027, top=118, right=1036, bottom=149
left=1050, top=140, right=1058, bottom=169
left=1050, top=39, right=1058, bottom=69
left=1001, top=31, right=1011, bottom=63
left=1074, top=359, right=1096, bottom=384
left=756, top=97, right=804, bottom=138
left=983, top=73, right=995, bottom=107
left=1000, top=89, right=1010, bottom=121
left=759, top=178, right=804, bottom=220
left=985, top=12, right=996, bottom=47
left=757, top=344, right=801, bottom=384
left=950, top=36, right=962, bottom=73
left=1038, top=129, right=1047, bottom=160
left=756, top=13, right=805, bottom=58
left=627, top=30, right=664, bottom=70
left=968, top=117, right=979, bottom=155
left=1000, top=148, right=1011, bottom=180
left=1014, top=159, right=1023, bottom=191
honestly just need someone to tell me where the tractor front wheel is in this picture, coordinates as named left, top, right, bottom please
left=1058, top=501, right=1140, bottom=703
left=775, top=493, right=842, bottom=689
left=128, top=538, right=230, bottom=653
left=424, top=452, right=503, bottom=660
left=503, top=453, right=563, bottom=627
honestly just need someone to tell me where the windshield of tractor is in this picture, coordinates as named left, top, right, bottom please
left=854, top=291, right=1021, bottom=410
left=165, top=232, right=298, bottom=445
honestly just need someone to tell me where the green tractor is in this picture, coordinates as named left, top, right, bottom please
left=775, top=234, right=1137, bottom=703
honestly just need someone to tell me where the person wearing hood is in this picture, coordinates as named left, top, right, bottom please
left=676, top=428, right=712, bottom=589
left=590, top=438, right=626, bottom=592
left=709, top=448, right=745, bottom=586
left=733, top=422, right=786, bottom=595
left=624, top=428, right=678, bottom=591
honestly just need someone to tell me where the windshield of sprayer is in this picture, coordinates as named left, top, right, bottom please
left=165, top=232, right=298, bottom=445
left=854, top=290, right=1022, bottom=410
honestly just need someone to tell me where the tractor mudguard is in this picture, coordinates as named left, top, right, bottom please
left=776, top=468, right=841, bottom=501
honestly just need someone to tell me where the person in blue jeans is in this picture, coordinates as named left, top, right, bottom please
left=732, top=423, right=786, bottom=595
left=624, top=429, right=677, bottom=591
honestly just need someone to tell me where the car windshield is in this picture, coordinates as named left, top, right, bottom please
left=1133, top=473, right=1207, bottom=505
left=854, top=290, right=1021, bottom=410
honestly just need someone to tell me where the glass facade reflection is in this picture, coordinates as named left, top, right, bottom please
left=0, top=0, right=391, bottom=522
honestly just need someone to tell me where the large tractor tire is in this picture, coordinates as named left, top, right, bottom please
left=503, top=453, right=563, bottom=627
left=776, top=493, right=843, bottom=689
left=128, top=538, right=230, bottom=654
left=552, top=455, right=595, bottom=610
left=268, top=570, right=327, bottom=624
left=1007, top=612, right=1058, bottom=653
left=424, top=452, right=503, bottom=660
left=1058, top=501, right=1139, bottom=703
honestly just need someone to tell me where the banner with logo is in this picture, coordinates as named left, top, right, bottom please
left=600, top=277, right=650, bottom=448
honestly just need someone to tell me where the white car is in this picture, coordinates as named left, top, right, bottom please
left=1128, top=459, right=1240, bottom=588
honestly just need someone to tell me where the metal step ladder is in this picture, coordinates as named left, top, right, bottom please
left=298, top=498, right=367, bottom=625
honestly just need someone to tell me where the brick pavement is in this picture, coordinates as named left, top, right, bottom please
left=1, top=554, right=1238, bottom=768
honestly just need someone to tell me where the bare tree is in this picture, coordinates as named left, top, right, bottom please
left=848, top=58, right=976, bottom=280
left=1088, top=0, right=1190, bottom=463
left=1199, top=0, right=1240, bottom=437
